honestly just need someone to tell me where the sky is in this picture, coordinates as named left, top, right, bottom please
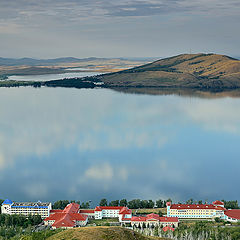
left=0, top=0, right=240, bottom=58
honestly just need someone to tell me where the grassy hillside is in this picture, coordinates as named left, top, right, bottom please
left=101, top=53, right=240, bottom=89
left=47, top=226, right=166, bottom=240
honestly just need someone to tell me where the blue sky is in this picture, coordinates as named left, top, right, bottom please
left=0, top=0, right=240, bottom=58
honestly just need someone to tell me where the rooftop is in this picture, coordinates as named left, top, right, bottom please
left=224, top=210, right=240, bottom=220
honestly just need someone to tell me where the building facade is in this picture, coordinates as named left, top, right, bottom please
left=223, top=209, right=240, bottom=222
left=167, top=200, right=226, bottom=219
left=1, top=199, right=52, bottom=219
left=131, top=213, right=179, bottom=228
left=94, top=206, right=132, bottom=222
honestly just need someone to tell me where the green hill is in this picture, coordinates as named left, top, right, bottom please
left=47, top=226, right=166, bottom=240
left=101, top=53, right=240, bottom=89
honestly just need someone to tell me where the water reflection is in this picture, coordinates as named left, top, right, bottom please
left=0, top=87, right=239, bottom=205
left=8, top=71, right=102, bottom=81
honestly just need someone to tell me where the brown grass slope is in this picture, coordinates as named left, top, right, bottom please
left=47, top=226, right=166, bottom=240
left=101, top=53, right=240, bottom=89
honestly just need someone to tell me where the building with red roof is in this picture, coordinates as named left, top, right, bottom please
left=130, top=213, right=178, bottom=228
left=79, top=209, right=95, bottom=219
left=94, top=206, right=132, bottom=222
left=44, top=203, right=88, bottom=229
left=167, top=201, right=226, bottom=219
left=223, top=209, right=240, bottom=222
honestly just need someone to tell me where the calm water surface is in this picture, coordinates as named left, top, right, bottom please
left=8, top=71, right=102, bottom=81
left=0, top=87, right=239, bottom=205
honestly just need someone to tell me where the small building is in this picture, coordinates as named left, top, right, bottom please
left=44, top=203, right=88, bottom=229
left=1, top=199, right=51, bottom=219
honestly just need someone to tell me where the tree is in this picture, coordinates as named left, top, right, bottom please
left=52, top=200, right=69, bottom=210
left=0, top=199, right=4, bottom=214
left=222, top=200, right=239, bottom=209
left=81, top=202, right=90, bottom=209
left=156, top=199, right=164, bottom=208
left=127, top=199, right=141, bottom=209
left=148, top=200, right=155, bottom=208
left=140, top=200, right=149, bottom=208
left=120, top=199, right=128, bottom=207
left=109, top=200, right=119, bottom=206
left=186, top=198, right=194, bottom=204
left=198, top=200, right=203, bottom=204
left=99, top=198, right=108, bottom=206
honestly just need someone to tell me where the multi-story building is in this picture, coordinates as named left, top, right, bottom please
left=1, top=199, right=52, bottom=219
left=44, top=203, right=88, bottom=229
left=167, top=200, right=226, bottom=219
left=94, top=206, right=132, bottom=222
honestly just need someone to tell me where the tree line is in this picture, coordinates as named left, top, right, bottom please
left=0, top=214, right=42, bottom=230
left=52, top=200, right=90, bottom=210
left=98, top=198, right=172, bottom=209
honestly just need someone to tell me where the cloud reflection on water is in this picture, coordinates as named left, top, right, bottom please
left=0, top=87, right=239, bottom=204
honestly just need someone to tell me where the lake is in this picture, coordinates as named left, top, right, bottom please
left=0, top=86, right=239, bottom=206
left=7, top=70, right=103, bottom=82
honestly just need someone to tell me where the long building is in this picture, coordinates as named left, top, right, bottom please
left=1, top=199, right=51, bottom=219
left=167, top=200, right=226, bottom=219
left=131, top=213, right=179, bottom=228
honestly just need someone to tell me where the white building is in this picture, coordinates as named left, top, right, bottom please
left=94, top=206, right=132, bottom=222
left=1, top=199, right=52, bottom=219
left=167, top=200, right=226, bottom=219
left=223, top=210, right=240, bottom=222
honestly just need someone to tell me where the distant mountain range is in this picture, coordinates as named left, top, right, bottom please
left=100, top=53, right=240, bottom=89
left=0, top=57, right=154, bottom=66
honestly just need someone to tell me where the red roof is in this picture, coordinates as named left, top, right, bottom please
left=162, top=226, right=175, bottom=232
left=146, top=213, right=160, bottom=221
left=170, top=204, right=216, bottom=210
left=79, top=209, right=95, bottom=214
left=159, top=217, right=178, bottom=223
left=213, top=200, right=224, bottom=205
left=119, top=207, right=132, bottom=215
left=95, top=206, right=124, bottom=211
left=131, top=216, right=147, bottom=222
left=215, top=206, right=226, bottom=211
left=52, top=215, right=75, bottom=228
left=224, top=210, right=240, bottom=220
left=44, top=203, right=87, bottom=229
left=63, top=203, right=80, bottom=213
left=45, top=212, right=87, bottom=228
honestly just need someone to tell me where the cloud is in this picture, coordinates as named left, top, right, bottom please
left=84, top=163, right=114, bottom=180
left=21, top=182, right=49, bottom=199
left=0, top=0, right=239, bottom=26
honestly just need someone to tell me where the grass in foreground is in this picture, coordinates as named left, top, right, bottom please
left=47, top=226, right=168, bottom=240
